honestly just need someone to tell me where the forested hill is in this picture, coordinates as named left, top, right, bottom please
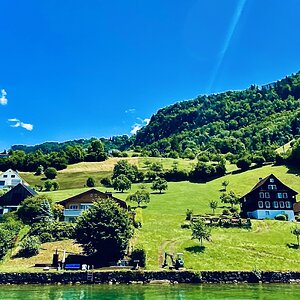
left=133, top=72, right=300, bottom=157
left=11, top=135, right=130, bottom=153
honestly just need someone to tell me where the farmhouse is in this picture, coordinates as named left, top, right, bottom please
left=239, top=174, right=297, bottom=221
left=0, top=169, right=28, bottom=190
left=0, top=183, right=37, bottom=215
left=57, top=189, right=127, bottom=222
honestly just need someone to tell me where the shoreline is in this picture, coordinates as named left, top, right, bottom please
left=0, top=270, right=300, bottom=284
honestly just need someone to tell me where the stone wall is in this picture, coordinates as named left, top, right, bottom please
left=0, top=271, right=300, bottom=284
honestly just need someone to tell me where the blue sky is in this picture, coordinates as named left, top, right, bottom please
left=1, top=0, right=300, bottom=150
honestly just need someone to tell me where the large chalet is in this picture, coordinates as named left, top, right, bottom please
left=239, top=174, right=297, bottom=221
left=57, top=189, right=127, bottom=222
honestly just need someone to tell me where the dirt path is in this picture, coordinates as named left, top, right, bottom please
left=158, top=238, right=182, bottom=267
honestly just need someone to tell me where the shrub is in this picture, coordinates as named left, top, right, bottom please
left=29, top=221, right=75, bottom=241
left=19, top=236, right=41, bottom=257
left=222, top=209, right=230, bottom=215
left=101, top=177, right=112, bottom=187
left=275, top=214, right=287, bottom=221
left=133, top=208, right=143, bottom=228
left=44, top=180, right=53, bottom=191
left=131, top=248, right=146, bottom=268
left=86, top=177, right=95, bottom=187
left=40, top=232, right=54, bottom=243
left=44, top=167, right=57, bottom=179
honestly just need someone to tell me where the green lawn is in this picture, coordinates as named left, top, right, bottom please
left=15, top=163, right=300, bottom=271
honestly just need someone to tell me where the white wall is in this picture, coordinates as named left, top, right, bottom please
left=0, top=169, right=23, bottom=189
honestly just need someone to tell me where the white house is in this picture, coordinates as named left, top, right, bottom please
left=0, top=169, right=28, bottom=190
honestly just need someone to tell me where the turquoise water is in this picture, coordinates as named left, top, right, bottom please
left=0, top=284, right=300, bottom=299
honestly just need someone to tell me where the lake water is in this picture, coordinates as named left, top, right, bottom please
left=1, top=284, right=300, bottom=300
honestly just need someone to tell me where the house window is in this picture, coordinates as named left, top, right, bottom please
left=265, top=192, right=270, bottom=198
left=283, top=193, right=288, bottom=199
left=265, top=201, right=271, bottom=208
left=279, top=201, right=285, bottom=208
left=0, top=181, right=4, bottom=186
left=273, top=201, right=279, bottom=208
left=259, top=192, right=264, bottom=198
left=3, top=175, right=7, bottom=178
left=277, top=193, right=283, bottom=199
left=80, top=204, right=92, bottom=210
left=270, top=178, right=274, bottom=183
left=285, top=201, right=291, bottom=209
left=258, top=201, right=263, bottom=208
left=268, top=185, right=277, bottom=190
left=11, top=175, right=15, bottom=178
left=69, top=204, right=79, bottom=210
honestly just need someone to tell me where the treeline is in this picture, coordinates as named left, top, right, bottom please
left=11, top=135, right=131, bottom=154
left=133, top=72, right=300, bottom=160
left=0, top=140, right=108, bottom=172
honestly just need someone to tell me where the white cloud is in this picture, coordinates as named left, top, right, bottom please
left=130, top=117, right=151, bottom=135
left=8, top=118, right=33, bottom=131
left=125, top=108, right=136, bottom=114
left=0, top=89, right=8, bottom=105
left=130, top=124, right=142, bottom=135
left=144, top=118, right=150, bottom=125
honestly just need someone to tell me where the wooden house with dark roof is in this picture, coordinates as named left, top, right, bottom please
left=57, top=189, right=127, bottom=222
left=0, top=183, right=37, bottom=216
left=239, top=174, right=297, bottom=221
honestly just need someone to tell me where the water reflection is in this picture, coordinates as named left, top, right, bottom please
left=1, top=284, right=300, bottom=300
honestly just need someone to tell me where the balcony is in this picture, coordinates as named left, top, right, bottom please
left=64, top=209, right=82, bottom=217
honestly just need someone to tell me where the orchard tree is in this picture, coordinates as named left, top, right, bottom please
left=291, top=226, right=300, bottom=247
left=127, top=190, right=150, bottom=207
left=191, top=220, right=211, bottom=247
left=75, top=199, right=134, bottom=264
left=44, top=180, right=53, bottom=191
left=220, top=191, right=239, bottom=208
left=151, top=177, right=168, bottom=194
left=209, top=200, right=218, bottom=214
left=221, top=180, right=229, bottom=191
left=112, top=174, right=132, bottom=192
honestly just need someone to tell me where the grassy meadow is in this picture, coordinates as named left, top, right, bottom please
left=5, top=160, right=300, bottom=271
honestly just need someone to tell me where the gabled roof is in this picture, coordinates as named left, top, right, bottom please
left=241, top=174, right=298, bottom=199
left=57, top=188, right=127, bottom=209
left=0, top=183, right=37, bottom=206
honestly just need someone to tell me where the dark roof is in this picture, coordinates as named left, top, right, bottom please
left=57, top=188, right=127, bottom=209
left=0, top=183, right=37, bottom=206
left=241, top=174, right=298, bottom=199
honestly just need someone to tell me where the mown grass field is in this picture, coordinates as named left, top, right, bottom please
left=9, top=162, right=300, bottom=271
left=20, top=157, right=197, bottom=190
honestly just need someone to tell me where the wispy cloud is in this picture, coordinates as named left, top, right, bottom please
left=208, top=0, right=247, bottom=92
left=130, top=117, right=151, bottom=135
left=0, top=89, right=8, bottom=105
left=125, top=108, right=136, bottom=114
left=8, top=118, right=33, bottom=131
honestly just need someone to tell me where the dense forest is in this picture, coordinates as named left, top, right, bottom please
left=133, top=72, right=300, bottom=160
left=2, top=71, right=300, bottom=173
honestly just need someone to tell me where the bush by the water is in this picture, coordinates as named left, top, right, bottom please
left=131, top=248, right=146, bottom=268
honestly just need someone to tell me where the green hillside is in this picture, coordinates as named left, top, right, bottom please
left=134, top=72, right=300, bottom=159
left=14, top=164, right=299, bottom=271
